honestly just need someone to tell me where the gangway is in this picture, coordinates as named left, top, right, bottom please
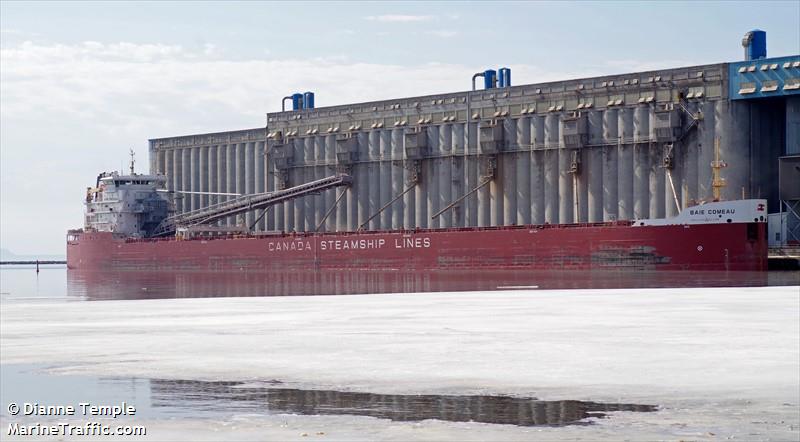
left=152, top=174, right=352, bottom=236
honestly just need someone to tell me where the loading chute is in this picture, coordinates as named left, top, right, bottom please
left=152, top=174, right=352, bottom=237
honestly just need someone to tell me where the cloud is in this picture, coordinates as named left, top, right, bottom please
left=0, top=41, right=474, bottom=253
left=202, top=43, right=218, bottom=56
left=0, top=28, right=41, bottom=37
left=364, top=15, right=434, bottom=23
left=2, top=40, right=187, bottom=64
left=426, top=30, right=459, bottom=38
left=1, top=40, right=649, bottom=254
left=602, top=59, right=700, bottom=73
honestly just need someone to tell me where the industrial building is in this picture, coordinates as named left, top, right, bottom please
left=148, top=31, right=800, bottom=246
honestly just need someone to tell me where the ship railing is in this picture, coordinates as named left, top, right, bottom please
left=146, top=218, right=632, bottom=242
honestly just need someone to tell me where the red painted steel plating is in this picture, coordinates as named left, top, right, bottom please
left=67, top=222, right=767, bottom=272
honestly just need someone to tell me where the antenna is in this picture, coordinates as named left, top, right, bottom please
left=129, top=148, right=136, bottom=175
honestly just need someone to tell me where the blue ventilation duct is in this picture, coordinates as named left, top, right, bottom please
left=742, top=29, right=767, bottom=61
left=498, top=67, right=511, bottom=87
left=303, top=92, right=315, bottom=109
left=291, top=93, right=304, bottom=111
left=483, top=69, right=497, bottom=89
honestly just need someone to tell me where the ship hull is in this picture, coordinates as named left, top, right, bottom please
left=67, top=222, right=767, bottom=272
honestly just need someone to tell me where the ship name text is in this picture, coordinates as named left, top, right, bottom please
left=320, top=239, right=386, bottom=251
left=319, top=237, right=431, bottom=251
left=267, top=237, right=432, bottom=253
left=689, top=208, right=736, bottom=215
left=268, top=240, right=313, bottom=252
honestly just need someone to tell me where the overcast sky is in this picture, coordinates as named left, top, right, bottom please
left=1, top=1, right=799, bottom=255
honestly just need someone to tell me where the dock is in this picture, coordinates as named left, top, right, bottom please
left=768, top=247, right=800, bottom=270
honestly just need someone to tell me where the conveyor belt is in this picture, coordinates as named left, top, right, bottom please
left=153, top=174, right=352, bottom=236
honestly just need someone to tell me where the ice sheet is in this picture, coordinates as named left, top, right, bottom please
left=2, top=286, right=798, bottom=440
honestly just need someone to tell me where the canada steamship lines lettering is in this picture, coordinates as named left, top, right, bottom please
left=266, top=237, right=431, bottom=252
left=267, top=240, right=313, bottom=252
left=320, top=237, right=431, bottom=251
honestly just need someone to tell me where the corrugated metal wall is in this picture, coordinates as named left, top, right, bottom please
left=149, top=61, right=794, bottom=233
left=150, top=128, right=267, bottom=228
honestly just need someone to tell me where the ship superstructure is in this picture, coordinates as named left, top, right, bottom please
left=83, top=166, right=170, bottom=238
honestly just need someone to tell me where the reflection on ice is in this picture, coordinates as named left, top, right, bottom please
left=1, top=365, right=656, bottom=427
left=65, top=268, right=782, bottom=301
left=151, top=379, right=657, bottom=427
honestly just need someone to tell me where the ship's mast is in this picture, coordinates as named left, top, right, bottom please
left=129, top=148, right=136, bottom=175
left=711, top=137, right=727, bottom=201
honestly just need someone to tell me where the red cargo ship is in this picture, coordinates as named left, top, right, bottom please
left=66, top=171, right=768, bottom=272
left=67, top=220, right=767, bottom=272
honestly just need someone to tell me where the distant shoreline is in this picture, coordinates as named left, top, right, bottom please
left=0, top=261, right=66, bottom=265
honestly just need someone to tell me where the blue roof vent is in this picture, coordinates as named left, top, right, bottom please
left=742, top=29, right=767, bottom=61
left=498, top=67, right=511, bottom=88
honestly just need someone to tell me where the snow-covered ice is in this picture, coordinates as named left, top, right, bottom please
left=1, top=286, right=798, bottom=440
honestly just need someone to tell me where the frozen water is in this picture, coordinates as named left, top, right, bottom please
left=1, top=286, right=798, bottom=440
